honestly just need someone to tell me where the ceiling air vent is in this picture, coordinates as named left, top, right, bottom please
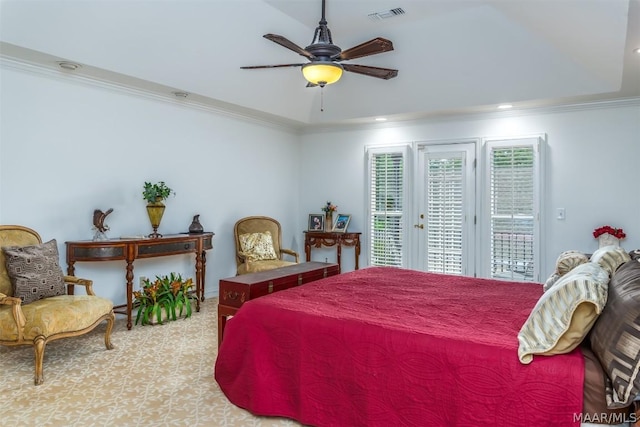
left=368, top=8, right=405, bottom=21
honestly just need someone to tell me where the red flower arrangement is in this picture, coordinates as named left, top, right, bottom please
left=593, top=225, right=626, bottom=240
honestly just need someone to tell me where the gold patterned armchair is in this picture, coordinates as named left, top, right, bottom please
left=234, top=216, right=299, bottom=275
left=0, top=225, right=115, bottom=385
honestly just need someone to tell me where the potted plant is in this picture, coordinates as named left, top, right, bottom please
left=142, top=181, right=175, bottom=237
left=133, top=273, right=196, bottom=326
left=142, top=181, right=175, bottom=203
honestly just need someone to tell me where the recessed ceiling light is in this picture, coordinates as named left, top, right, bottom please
left=497, top=104, right=513, bottom=110
left=634, top=48, right=640, bottom=54
left=57, top=61, right=81, bottom=71
left=375, top=117, right=387, bottom=122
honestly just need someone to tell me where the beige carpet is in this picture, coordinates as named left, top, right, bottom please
left=0, top=298, right=301, bottom=427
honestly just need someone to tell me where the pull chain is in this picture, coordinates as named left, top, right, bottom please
left=320, top=86, right=324, bottom=112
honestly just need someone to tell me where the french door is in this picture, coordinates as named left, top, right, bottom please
left=415, top=143, right=476, bottom=276
left=366, top=137, right=541, bottom=280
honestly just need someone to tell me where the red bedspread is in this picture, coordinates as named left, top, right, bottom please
left=215, top=267, right=584, bottom=427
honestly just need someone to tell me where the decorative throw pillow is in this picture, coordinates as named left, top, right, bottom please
left=543, top=250, right=589, bottom=292
left=518, top=262, right=609, bottom=364
left=2, top=239, right=66, bottom=304
left=590, top=259, right=640, bottom=408
left=555, top=250, right=589, bottom=276
left=239, top=231, right=278, bottom=261
left=543, top=273, right=561, bottom=292
left=590, top=246, right=631, bottom=276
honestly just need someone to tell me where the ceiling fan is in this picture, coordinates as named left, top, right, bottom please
left=241, top=0, right=398, bottom=87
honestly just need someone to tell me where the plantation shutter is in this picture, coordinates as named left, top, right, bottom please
left=425, top=154, right=464, bottom=274
left=368, top=150, right=405, bottom=266
left=488, top=142, right=538, bottom=281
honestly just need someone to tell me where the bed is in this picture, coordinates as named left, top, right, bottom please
left=215, top=265, right=635, bottom=427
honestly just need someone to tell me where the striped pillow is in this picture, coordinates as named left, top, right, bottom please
left=556, top=250, right=589, bottom=276
left=543, top=250, right=589, bottom=292
left=591, top=246, right=631, bottom=276
left=518, top=262, right=609, bottom=364
left=543, top=272, right=561, bottom=292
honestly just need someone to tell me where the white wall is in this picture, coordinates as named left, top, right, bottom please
left=0, top=63, right=301, bottom=305
left=2, top=61, right=639, bottom=306
left=298, top=102, right=640, bottom=276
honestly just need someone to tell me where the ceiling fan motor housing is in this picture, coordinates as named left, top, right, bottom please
left=306, top=42, right=341, bottom=61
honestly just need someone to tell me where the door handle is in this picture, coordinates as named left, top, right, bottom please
left=413, top=224, right=424, bottom=229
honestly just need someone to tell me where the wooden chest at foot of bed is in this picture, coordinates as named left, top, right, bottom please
left=219, top=262, right=340, bottom=309
left=217, top=262, right=339, bottom=346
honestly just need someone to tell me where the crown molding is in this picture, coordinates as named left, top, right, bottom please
left=3, top=54, right=638, bottom=137
left=0, top=55, right=304, bottom=135
left=302, top=97, right=640, bottom=134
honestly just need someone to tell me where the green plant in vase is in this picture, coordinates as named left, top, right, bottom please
left=142, top=181, right=175, bottom=238
left=142, top=181, right=175, bottom=203
left=133, top=273, right=195, bottom=326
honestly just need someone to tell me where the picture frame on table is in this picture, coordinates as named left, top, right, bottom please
left=333, top=214, right=351, bottom=233
left=308, top=214, right=325, bottom=232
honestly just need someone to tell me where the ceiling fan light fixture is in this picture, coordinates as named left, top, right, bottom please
left=302, top=62, right=343, bottom=86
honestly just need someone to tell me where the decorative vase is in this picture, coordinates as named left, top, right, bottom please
left=146, top=201, right=165, bottom=238
left=189, top=214, right=204, bottom=233
left=598, top=234, right=619, bottom=248
left=325, top=212, right=333, bottom=231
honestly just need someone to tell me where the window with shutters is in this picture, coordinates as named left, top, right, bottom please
left=366, top=146, right=408, bottom=267
left=483, top=137, right=542, bottom=282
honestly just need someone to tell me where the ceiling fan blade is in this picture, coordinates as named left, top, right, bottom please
left=342, top=64, right=398, bottom=80
left=263, top=34, right=314, bottom=59
left=240, top=63, right=305, bottom=69
left=335, top=37, right=394, bottom=61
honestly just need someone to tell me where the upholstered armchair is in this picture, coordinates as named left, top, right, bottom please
left=234, top=216, right=299, bottom=275
left=0, top=225, right=115, bottom=385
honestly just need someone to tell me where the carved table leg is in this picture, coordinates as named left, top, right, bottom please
left=200, top=250, right=207, bottom=302
left=194, top=251, right=202, bottom=312
left=126, top=260, right=134, bottom=330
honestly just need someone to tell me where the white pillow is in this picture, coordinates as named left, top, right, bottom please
left=518, top=262, right=609, bottom=364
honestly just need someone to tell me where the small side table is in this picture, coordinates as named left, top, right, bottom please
left=304, top=231, right=361, bottom=272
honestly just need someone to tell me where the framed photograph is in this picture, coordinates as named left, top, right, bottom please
left=308, top=214, right=325, bottom=232
left=333, top=214, right=351, bottom=233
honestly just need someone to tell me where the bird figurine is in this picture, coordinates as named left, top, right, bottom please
left=93, top=208, right=114, bottom=233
